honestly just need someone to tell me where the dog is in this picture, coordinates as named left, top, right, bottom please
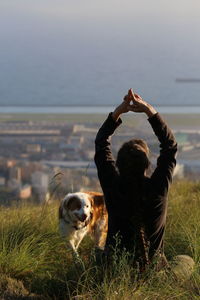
left=59, top=191, right=108, bottom=255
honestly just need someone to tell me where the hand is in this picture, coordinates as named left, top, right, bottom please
left=127, top=89, right=157, bottom=118
left=112, top=94, right=132, bottom=121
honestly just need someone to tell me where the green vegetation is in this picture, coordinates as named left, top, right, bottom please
left=1, top=113, right=200, bottom=127
left=0, top=181, right=200, bottom=299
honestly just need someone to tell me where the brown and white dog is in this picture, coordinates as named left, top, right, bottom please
left=59, top=191, right=108, bottom=254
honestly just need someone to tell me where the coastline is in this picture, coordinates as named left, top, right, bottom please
left=0, top=106, right=200, bottom=114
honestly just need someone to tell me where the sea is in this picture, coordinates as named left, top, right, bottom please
left=1, top=3, right=200, bottom=110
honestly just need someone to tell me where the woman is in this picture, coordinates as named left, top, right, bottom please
left=94, top=89, right=177, bottom=272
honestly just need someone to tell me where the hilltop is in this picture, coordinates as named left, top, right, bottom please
left=0, top=180, right=199, bottom=299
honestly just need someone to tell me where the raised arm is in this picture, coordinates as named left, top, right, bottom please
left=94, top=113, right=121, bottom=193
left=149, top=113, right=177, bottom=195
left=127, top=89, right=177, bottom=195
left=94, top=94, right=132, bottom=193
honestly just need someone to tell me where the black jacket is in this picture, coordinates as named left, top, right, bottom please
left=94, top=113, right=177, bottom=264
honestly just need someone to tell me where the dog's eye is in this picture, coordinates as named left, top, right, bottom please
left=86, top=205, right=89, bottom=208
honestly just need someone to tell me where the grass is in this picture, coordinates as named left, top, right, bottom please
left=0, top=180, right=200, bottom=299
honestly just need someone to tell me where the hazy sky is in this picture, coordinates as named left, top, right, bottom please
left=0, top=1, right=200, bottom=106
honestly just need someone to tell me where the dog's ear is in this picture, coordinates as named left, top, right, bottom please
left=63, top=197, right=73, bottom=210
left=63, top=198, right=69, bottom=210
left=59, top=197, right=69, bottom=218
left=62, top=197, right=75, bottom=210
left=64, top=196, right=81, bottom=211
left=93, top=194, right=104, bottom=207
left=84, top=191, right=104, bottom=207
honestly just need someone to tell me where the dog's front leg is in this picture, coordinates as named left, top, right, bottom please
left=67, top=240, right=79, bottom=258
left=68, top=240, right=86, bottom=271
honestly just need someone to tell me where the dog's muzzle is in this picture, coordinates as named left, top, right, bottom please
left=74, top=213, right=88, bottom=222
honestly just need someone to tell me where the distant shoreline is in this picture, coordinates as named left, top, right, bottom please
left=0, top=106, right=200, bottom=114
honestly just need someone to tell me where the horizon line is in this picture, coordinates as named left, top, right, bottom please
left=0, top=104, right=200, bottom=108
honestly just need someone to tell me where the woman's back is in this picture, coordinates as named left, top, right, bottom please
left=94, top=90, right=177, bottom=270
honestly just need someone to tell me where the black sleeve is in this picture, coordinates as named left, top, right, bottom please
left=94, top=113, right=122, bottom=194
left=149, top=113, right=178, bottom=196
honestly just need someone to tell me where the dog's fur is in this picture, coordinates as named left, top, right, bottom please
left=59, top=191, right=108, bottom=254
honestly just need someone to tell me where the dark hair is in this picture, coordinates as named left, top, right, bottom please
left=116, top=139, right=150, bottom=178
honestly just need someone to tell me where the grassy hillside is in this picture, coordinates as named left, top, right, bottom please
left=0, top=181, right=200, bottom=299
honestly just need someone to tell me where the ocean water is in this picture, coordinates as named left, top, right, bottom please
left=0, top=1, right=200, bottom=107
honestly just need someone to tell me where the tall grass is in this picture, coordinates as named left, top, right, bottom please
left=0, top=181, right=200, bottom=299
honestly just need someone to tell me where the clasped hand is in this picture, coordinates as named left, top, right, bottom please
left=112, top=89, right=157, bottom=121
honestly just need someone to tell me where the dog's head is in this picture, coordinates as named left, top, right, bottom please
left=60, top=192, right=93, bottom=226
